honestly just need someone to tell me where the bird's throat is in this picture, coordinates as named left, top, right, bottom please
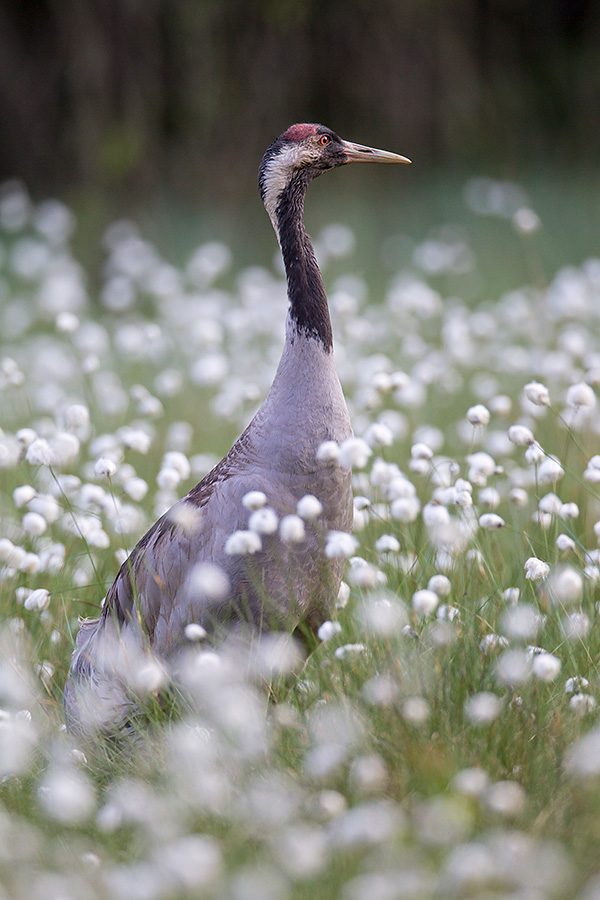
left=275, top=173, right=333, bottom=352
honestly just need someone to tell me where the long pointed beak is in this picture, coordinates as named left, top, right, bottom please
left=341, top=140, right=411, bottom=165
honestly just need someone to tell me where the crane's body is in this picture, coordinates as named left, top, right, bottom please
left=64, top=124, right=410, bottom=734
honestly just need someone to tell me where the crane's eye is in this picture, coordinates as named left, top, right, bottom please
left=319, top=135, right=330, bottom=146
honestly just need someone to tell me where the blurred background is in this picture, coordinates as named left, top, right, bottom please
left=2, top=0, right=599, bottom=193
left=0, top=0, right=599, bottom=273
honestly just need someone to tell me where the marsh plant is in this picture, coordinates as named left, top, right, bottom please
left=1, top=177, right=600, bottom=898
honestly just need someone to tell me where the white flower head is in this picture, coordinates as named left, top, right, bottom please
left=12, top=485, right=36, bottom=508
left=22, top=512, right=47, bottom=536
left=412, top=589, right=439, bottom=616
left=390, top=497, right=421, bottom=523
left=124, top=477, right=148, bottom=502
left=279, top=514, right=306, bottom=543
left=495, top=648, right=532, bottom=685
left=524, top=557, right=549, bottom=581
left=336, top=581, right=350, bottom=609
left=316, top=440, right=340, bottom=462
left=163, top=451, right=190, bottom=480
left=549, top=564, right=583, bottom=605
left=513, top=207, right=541, bottom=234
left=23, top=588, right=51, bottom=611
left=224, top=530, right=262, bottom=556
left=338, top=437, right=372, bottom=470
left=478, top=513, right=505, bottom=530
left=508, top=425, right=535, bottom=447
left=318, top=620, right=342, bottom=642
left=248, top=506, right=278, bottom=535
left=242, top=491, right=267, bottom=511
left=524, top=381, right=550, bottom=406
left=411, top=442, right=433, bottom=460
left=556, top=533, right=576, bottom=552
left=569, top=693, right=597, bottom=716
left=94, top=457, right=117, bottom=479
left=156, top=467, right=180, bottom=491
left=428, top=574, right=451, bottom=596
left=364, top=423, right=394, bottom=448
left=565, top=382, right=596, bottom=409
left=325, top=531, right=358, bottom=559
left=467, top=452, right=496, bottom=477
left=297, top=494, right=323, bottom=520
left=401, top=696, right=430, bottom=725
left=464, top=692, right=502, bottom=725
left=184, top=623, right=207, bottom=642
left=26, top=438, right=54, bottom=467
left=188, top=562, right=230, bottom=601
left=538, top=456, right=564, bottom=484
left=532, top=652, right=561, bottom=682
left=525, top=442, right=545, bottom=465
left=375, top=534, right=400, bottom=554
left=467, top=404, right=490, bottom=427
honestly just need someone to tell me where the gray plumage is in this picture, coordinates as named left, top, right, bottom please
left=64, top=124, right=410, bottom=734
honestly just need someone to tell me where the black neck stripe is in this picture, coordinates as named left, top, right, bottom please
left=275, top=172, right=333, bottom=351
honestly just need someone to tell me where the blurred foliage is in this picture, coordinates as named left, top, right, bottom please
left=0, top=0, right=599, bottom=200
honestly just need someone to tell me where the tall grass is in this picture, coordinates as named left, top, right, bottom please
left=1, top=175, right=600, bottom=898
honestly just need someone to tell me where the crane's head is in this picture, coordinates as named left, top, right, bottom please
left=259, top=123, right=411, bottom=229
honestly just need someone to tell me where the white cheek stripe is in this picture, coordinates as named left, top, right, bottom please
left=262, top=144, right=302, bottom=235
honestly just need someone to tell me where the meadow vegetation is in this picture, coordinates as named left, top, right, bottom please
left=1, top=175, right=600, bottom=898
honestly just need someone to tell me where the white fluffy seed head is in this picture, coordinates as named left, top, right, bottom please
left=364, top=422, right=394, bottom=448
left=22, top=511, right=47, bottom=536
left=224, top=530, right=262, bottom=556
left=524, top=381, right=550, bottom=406
left=124, top=476, right=148, bottom=502
left=297, top=494, right=323, bottom=520
left=466, top=452, right=496, bottom=476
left=248, top=506, right=278, bottom=535
left=242, top=490, right=267, bottom=511
left=23, top=588, right=51, bottom=611
left=325, top=531, right=358, bottom=559
left=156, top=467, right=180, bottom=491
left=94, top=457, right=117, bottom=479
left=316, top=440, right=340, bottom=462
left=556, top=533, right=576, bottom=552
left=279, top=514, right=306, bottom=544
left=163, top=451, right=190, bottom=480
left=188, top=562, right=230, bottom=601
left=565, top=381, right=596, bottom=409
left=338, top=437, right=372, bottom=470
left=13, top=485, right=36, bottom=508
left=336, top=581, right=350, bottom=609
left=464, top=692, right=502, bottom=725
left=478, top=513, right=505, bottom=530
left=524, top=557, right=549, bottom=581
left=411, top=442, right=433, bottom=460
left=375, top=534, right=401, bottom=554
left=549, top=564, right=583, bottom=604
left=467, top=404, right=490, bottom=426
left=184, top=623, right=207, bottom=642
left=412, top=589, right=439, bottom=616
left=401, top=696, right=430, bottom=725
left=525, top=442, right=545, bottom=465
left=390, top=497, right=421, bottom=523
left=538, top=456, right=564, bottom=484
left=532, top=652, right=561, bottom=682
left=318, top=620, right=342, bottom=642
left=428, top=574, right=451, bottom=597
left=26, top=438, right=54, bottom=467
left=508, top=424, right=535, bottom=446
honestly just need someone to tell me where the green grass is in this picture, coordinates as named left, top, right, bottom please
left=1, top=170, right=600, bottom=898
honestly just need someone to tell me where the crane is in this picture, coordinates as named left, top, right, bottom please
left=64, top=124, right=410, bottom=734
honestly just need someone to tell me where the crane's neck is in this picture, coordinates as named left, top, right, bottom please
left=274, top=172, right=333, bottom=352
